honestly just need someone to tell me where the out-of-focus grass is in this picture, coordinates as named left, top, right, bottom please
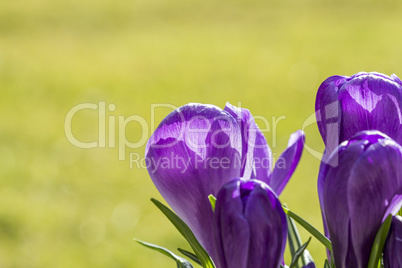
left=1, top=0, right=402, bottom=267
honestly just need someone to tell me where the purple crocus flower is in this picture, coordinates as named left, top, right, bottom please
left=315, top=72, right=402, bottom=154
left=145, top=103, right=304, bottom=260
left=383, top=215, right=402, bottom=268
left=319, top=131, right=402, bottom=268
left=213, top=178, right=287, bottom=268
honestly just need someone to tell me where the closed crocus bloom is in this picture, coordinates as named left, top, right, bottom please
left=383, top=215, right=402, bottom=268
left=319, top=131, right=402, bottom=268
left=315, top=72, right=402, bottom=154
left=213, top=178, right=287, bottom=268
left=146, top=103, right=241, bottom=259
left=146, top=103, right=304, bottom=260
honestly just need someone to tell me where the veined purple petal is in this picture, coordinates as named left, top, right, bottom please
left=270, top=130, right=305, bottom=195
left=384, top=216, right=402, bottom=268
left=315, top=72, right=402, bottom=149
left=146, top=103, right=242, bottom=259
left=214, top=179, right=287, bottom=268
left=224, top=102, right=272, bottom=183
left=338, top=74, right=402, bottom=143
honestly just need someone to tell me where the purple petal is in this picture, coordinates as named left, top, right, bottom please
left=224, top=102, right=272, bottom=183
left=214, top=179, right=286, bottom=268
left=269, top=130, right=305, bottom=195
left=315, top=75, right=347, bottom=152
left=316, top=72, right=402, bottom=150
left=214, top=180, right=250, bottom=268
left=391, top=73, right=402, bottom=86
left=347, top=140, right=402, bottom=267
left=338, top=74, right=402, bottom=144
left=323, top=141, right=364, bottom=268
left=348, top=130, right=390, bottom=144
left=317, top=157, right=331, bottom=259
left=244, top=183, right=287, bottom=268
left=382, top=195, right=402, bottom=222
left=145, top=103, right=242, bottom=259
left=384, top=216, right=402, bottom=268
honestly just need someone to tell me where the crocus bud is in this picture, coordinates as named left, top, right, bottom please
left=146, top=103, right=304, bottom=260
left=318, top=131, right=402, bottom=268
left=383, top=215, right=402, bottom=268
left=213, top=178, right=287, bottom=268
left=315, top=72, right=402, bottom=154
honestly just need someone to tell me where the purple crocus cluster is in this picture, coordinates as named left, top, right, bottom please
left=143, top=72, right=402, bottom=268
left=316, top=72, right=402, bottom=268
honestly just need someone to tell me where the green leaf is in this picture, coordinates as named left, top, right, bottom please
left=330, top=255, right=335, bottom=268
left=323, top=259, right=330, bottom=268
left=287, top=215, right=315, bottom=267
left=178, top=248, right=202, bottom=266
left=208, top=195, right=216, bottom=211
left=287, top=214, right=301, bottom=265
left=379, top=258, right=385, bottom=268
left=367, top=214, right=392, bottom=268
left=289, top=237, right=311, bottom=268
left=135, top=239, right=193, bottom=268
left=283, top=206, right=332, bottom=252
left=151, top=198, right=216, bottom=268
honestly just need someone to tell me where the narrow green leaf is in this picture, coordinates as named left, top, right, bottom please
left=283, top=206, right=332, bottom=252
left=178, top=248, right=202, bottom=266
left=287, top=214, right=301, bottom=265
left=289, top=237, right=311, bottom=268
left=330, top=255, right=335, bottom=268
left=287, top=215, right=316, bottom=268
left=135, top=239, right=193, bottom=268
left=151, top=198, right=216, bottom=268
left=323, top=260, right=330, bottom=268
left=380, top=258, right=385, bottom=268
left=367, top=214, right=392, bottom=268
left=208, top=195, right=216, bottom=211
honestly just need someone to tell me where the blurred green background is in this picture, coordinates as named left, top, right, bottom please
left=1, top=0, right=402, bottom=267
